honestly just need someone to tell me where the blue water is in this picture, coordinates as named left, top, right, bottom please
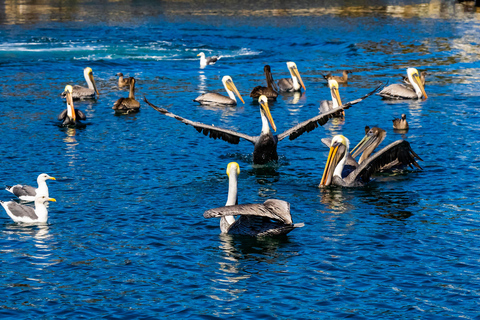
left=1, top=1, right=480, bottom=318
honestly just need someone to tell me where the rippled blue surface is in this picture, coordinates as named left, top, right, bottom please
left=1, top=1, right=480, bottom=318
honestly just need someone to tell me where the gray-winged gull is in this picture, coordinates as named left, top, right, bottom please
left=6, top=173, right=56, bottom=202
left=1, top=195, right=56, bottom=223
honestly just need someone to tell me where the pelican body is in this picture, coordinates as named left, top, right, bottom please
left=113, top=77, right=140, bottom=113
left=58, top=85, right=87, bottom=127
left=198, top=52, right=220, bottom=67
left=393, top=114, right=409, bottom=130
left=250, top=65, right=279, bottom=100
left=323, top=70, right=351, bottom=84
left=5, top=173, right=56, bottom=202
left=320, top=134, right=422, bottom=187
left=145, top=84, right=382, bottom=165
left=1, top=195, right=56, bottom=223
left=194, top=76, right=244, bottom=106
left=61, top=67, right=99, bottom=99
left=378, top=68, right=428, bottom=100
left=117, top=72, right=133, bottom=87
left=204, top=162, right=303, bottom=236
left=277, top=62, right=306, bottom=92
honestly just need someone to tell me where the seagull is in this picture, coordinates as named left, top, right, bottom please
left=1, top=195, right=56, bottom=223
left=5, top=173, right=56, bottom=202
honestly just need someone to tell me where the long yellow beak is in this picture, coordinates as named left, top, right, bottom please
left=320, top=144, right=339, bottom=186
left=89, top=72, right=99, bottom=95
left=66, top=91, right=76, bottom=121
left=413, top=73, right=428, bottom=99
left=259, top=99, right=276, bottom=132
left=291, top=67, right=306, bottom=91
left=350, top=135, right=369, bottom=158
left=226, top=80, right=245, bottom=104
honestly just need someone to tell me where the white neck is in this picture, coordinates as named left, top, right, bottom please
left=34, top=201, right=49, bottom=223
left=221, top=171, right=238, bottom=228
left=67, top=101, right=74, bottom=118
left=223, top=83, right=236, bottom=102
left=330, top=89, right=340, bottom=108
left=199, top=55, right=207, bottom=67
left=35, top=179, right=49, bottom=197
left=84, top=71, right=94, bottom=90
left=260, top=109, right=270, bottom=135
left=290, top=71, right=300, bottom=90
left=408, top=73, right=422, bottom=98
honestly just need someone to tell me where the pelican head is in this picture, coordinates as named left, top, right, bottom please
left=222, top=76, right=244, bottom=104
left=225, top=162, right=240, bottom=211
left=328, top=79, right=342, bottom=108
left=84, top=67, right=99, bottom=95
left=320, top=135, right=350, bottom=187
left=407, top=68, right=427, bottom=99
left=64, top=85, right=76, bottom=121
left=350, top=127, right=387, bottom=164
left=226, top=162, right=240, bottom=177
left=286, top=61, right=306, bottom=91
left=258, top=95, right=277, bottom=132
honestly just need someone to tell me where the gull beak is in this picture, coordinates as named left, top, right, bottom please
left=226, top=79, right=245, bottom=104
left=49, top=177, right=56, bottom=181
left=48, top=198, right=57, bottom=202
left=259, top=97, right=276, bottom=132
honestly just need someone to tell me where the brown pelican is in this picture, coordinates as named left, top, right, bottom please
left=113, top=78, right=140, bottom=113
left=323, top=70, right=351, bottom=84
left=250, top=65, right=279, bottom=100
left=58, top=85, right=87, bottom=127
left=377, top=68, right=428, bottom=100
left=319, top=79, right=345, bottom=116
left=61, top=67, right=99, bottom=99
left=393, top=114, right=409, bottom=130
left=198, top=52, right=221, bottom=67
left=204, top=162, right=304, bottom=236
left=5, top=173, right=56, bottom=202
left=1, top=195, right=56, bottom=223
left=277, top=62, right=306, bottom=92
left=194, top=76, right=244, bottom=106
left=403, top=71, right=427, bottom=86
left=145, top=84, right=382, bottom=165
left=320, top=134, right=422, bottom=187
left=116, top=72, right=133, bottom=87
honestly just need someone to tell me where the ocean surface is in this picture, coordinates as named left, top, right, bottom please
left=1, top=0, right=480, bottom=318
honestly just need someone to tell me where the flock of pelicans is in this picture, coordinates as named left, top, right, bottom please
left=1, top=53, right=428, bottom=237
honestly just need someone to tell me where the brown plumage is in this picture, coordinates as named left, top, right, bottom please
left=393, top=114, right=409, bottom=130
left=323, top=70, right=351, bottom=84
left=116, top=72, right=134, bottom=87
left=250, top=65, right=279, bottom=100
left=113, top=78, right=140, bottom=113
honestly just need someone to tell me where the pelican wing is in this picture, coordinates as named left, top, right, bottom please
left=277, top=78, right=294, bottom=92
left=145, top=97, right=256, bottom=144
left=76, top=109, right=87, bottom=120
left=346, top=140, right=423, bottom=184
left=57, top=109, right=68, bottom=120
left=277, top=84, right=383, bottom=142
left=377, top=84, right=417, bottom=99
left=204, top=199, right=292, bottom=224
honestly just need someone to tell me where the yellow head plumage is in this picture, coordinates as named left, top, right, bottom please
left=226, top=162, right=240, bottom=177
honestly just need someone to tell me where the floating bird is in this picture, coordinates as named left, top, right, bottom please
left=61, top=67, right=99, bottom=99
left=58, top=85, right=87, bottom=127
left=277, top=62, right=306, bottom=92
left=113, top=77, right=140, bottom=113
left=116, top=72, right=134, bottom=87
left=319, top=134, right=422, bottom=187
left=194, top=76, right=244, bottom=106
left=5, top=173, right=56, bottom=202
left=250, top=65, right=279, bottom=100
left=1, top=195, right=56, bottom=223
left=204, top=162, right=304, bottom=236
left=392, top=114, right=409, bottom=130
left=403, top=71, right=427, bottom=86
left=377, top=68, right=428, bottom=100
left=319, top=79, right=345, bottom=116
left=323, top=70, right=351, bottom=84
left=198, top=52, right=221, bottom=67
left=145, top=84, right=381, bottom=165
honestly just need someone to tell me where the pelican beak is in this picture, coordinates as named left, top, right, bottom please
left=412, top=72, right=427, bottom=99
left=48, top=198, right=57, bottom=202
left=89, top=72, right=99, bottom=95
left=332, top=86, right=342, bottom=107
left=65, top=90, right=76, bottom=121
left=259, top=98, right=277, bottom=132
left=291, top=66, right=306, bottom=91
left=350, top=134, right=370, bottom=158
left=320, top=142, right=345, bottom=186
left=226, top=79, right=245, bottom=104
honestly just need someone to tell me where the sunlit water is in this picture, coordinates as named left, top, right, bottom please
left=1, top=1, right=480, bottom=318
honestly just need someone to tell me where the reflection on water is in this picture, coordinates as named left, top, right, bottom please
left=197, top=71, right=207, bottom=92
left=319, top=187, right=356, bottom=214
left=63, top=127, right=78, bottom=167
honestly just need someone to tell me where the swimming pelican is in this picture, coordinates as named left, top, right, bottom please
left=198, top=52, right=221, bottom=67
left=250, top=65, right=279, bottom=100
left=323, top=70, right=351, bottom=84
left=319, top=79, right=345, bottom=116
left=320, top=134, right=422, bottom=187
left=403, top=71, right=427, bottom=86
left=113, top=77, right=140, bottom=113
left=194, top=76, right=244, bottom=106
left=377, top=68, right=428, bottom=100
left=392, top=114, right=409, bottom=130
left=1, top=195, right=56, bottom=223
left=116, top=72, right=133, bottom=87
left=204, top=162, right=304, bottom=236
left=145, top=84, right=381, bottom=165
left=277, top=62, right=306, bottom=92
left=58, top=85, right=87, bottom=127
left=5, top=173, right=56, bottom=202
left=61, top=67, right=99, bottom=99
